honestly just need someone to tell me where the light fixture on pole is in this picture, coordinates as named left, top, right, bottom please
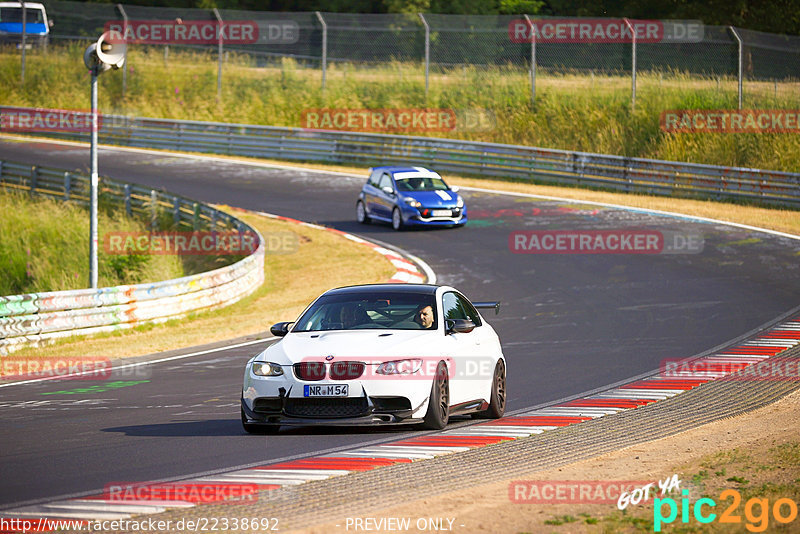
left=83, top=32, right=125, bottom=289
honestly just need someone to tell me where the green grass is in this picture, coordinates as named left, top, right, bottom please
left=3, top=44, right=800, bottom=172
left=0, top=188, right=221, bottom=294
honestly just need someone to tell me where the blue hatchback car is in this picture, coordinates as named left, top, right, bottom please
left=356, top=166, right=467, bottom=230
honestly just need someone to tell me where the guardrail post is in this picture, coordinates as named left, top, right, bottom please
left=30, top=166, right=38, bottom=195
left=124, top=184, right=131, bottom=216
left=64, top=172, right=71, bottom=201
left=213, top=8, right=224, bottom=101
left=729, top=26, right=744, bottom=110
left=315, top=12, right=327, bottom=91
left=150, top=189, right=158, bottom=229
left=211, top=209, right=218, bottom=231
left=419, top=13, right=430, bottom=100
left=193, top=202, right=200, bottom=230
left=173, top=196, right=180, bottom=225
left=523, top=14, right=536, bottom=108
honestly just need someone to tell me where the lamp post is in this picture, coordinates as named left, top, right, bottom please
left=83, top=32, right=125, bottom=288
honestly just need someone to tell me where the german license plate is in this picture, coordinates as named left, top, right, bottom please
left=304, top=384, right=348, bottom=397
left=432, top=209, right=451, bottom=217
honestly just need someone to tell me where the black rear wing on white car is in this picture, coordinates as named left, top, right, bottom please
left=473, top=301, right=500, bottom=315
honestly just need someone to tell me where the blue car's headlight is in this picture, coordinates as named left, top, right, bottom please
left=456, top=195, right=464, bottom=208
left=252, top=362, right=284, bottom=376
left=404, top=197, right=422, bottom=209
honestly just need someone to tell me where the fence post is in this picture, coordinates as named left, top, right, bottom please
left=213, top=8, right=224, bottom=100
left=315, top=11, right=327, bottom=91
left=523, top=14, right=536, bottom=108
left=64, top=172, right=71, bottom=201
left=173, top=196, right=180, bottom=225
left=20, top=1, right=26, bottom=84
left=116, top=4, right=128, bottom=100
left=124, top=184, right=131, bottom=216
left=29, top=165, right=37, bottom=194
left=729, top=26, right=743, bottom=110
left=419, top=13, right=430, bottom=99
left=624, top=18, right=636, bottom=111
left=150, top=189, right=158, bottom=229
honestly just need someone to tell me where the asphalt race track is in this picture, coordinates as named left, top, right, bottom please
left=1, top=138, right=799, bottom=508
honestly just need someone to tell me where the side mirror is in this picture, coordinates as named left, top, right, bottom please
left=381, top=185, right=395, bottom=195
left=446, top=318, right=475, bottom=334
left=270, top=321, right=293, bottom=337
left=450, top=185, right=460, bottom=193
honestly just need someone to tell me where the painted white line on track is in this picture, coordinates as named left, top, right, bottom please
left=248, top=467, right=351, bottom=478
left=0, top=337, right=277, bottom=389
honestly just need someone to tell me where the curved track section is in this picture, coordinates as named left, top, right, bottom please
left=0, top=138, right=798, bottom=511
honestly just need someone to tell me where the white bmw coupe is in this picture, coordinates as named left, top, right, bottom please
left=241, top=284, right=506, bottom=433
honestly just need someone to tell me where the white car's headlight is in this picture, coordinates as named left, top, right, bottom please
left=404, top=197, right=422, bottom=208
left=376, top=359, right=423, bottom=375
left=456, top=195, right=464, bottom=208
left=251, top=361, right=284, bottom=376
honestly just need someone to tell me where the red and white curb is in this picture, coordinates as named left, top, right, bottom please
left=254, top=210, right=431, bottom=284
left=2, top=314, right=797, bottom=526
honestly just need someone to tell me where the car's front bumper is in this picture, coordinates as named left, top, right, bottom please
left=401, top=205, right=467, bottom=227
left=241, top=396, right=423, bottom=427
left=242, top=368, right=432, bottom=427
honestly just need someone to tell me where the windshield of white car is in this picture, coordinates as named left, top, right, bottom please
left=293, top=292, right=437, bottom=332
left=395, top=177, right=449, bottom=192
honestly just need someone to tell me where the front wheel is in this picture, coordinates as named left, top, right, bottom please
left=391, top=208, right=404, bottom=231
left=356, top=201, right=370, bottom=224
left=422, top=362, right=449, bottom=429
left=474, top=359, right=506, bottom=419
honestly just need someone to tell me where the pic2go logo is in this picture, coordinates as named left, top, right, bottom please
left=654, top=489, right=798, bottom=532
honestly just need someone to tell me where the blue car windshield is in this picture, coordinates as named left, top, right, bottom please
left=395, top=177, right=449, bottom=192
left=293, top=291, right=437, bottom=331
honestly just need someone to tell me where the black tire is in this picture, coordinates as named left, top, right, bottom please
left=391, top=207, right=404, bottom=231
left=474, top=359, right=506, bottom=419
left=241, top=407, right=280, bottom=434
left=422, top=361, right=449, bottom=429
left=356, top=201, right=371, bottom=224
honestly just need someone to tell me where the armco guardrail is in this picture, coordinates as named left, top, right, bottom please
left=3, top=108, right=797, bottom=208
left=0, top=159, right=265, bottom=355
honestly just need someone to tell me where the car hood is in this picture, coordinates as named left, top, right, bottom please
left=258, top=330, right=441, bottom=364
left=401, top=190, right=459, bottom=208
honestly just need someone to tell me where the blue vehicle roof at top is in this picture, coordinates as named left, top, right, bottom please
left=356, top=166, right=467, bottom=230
